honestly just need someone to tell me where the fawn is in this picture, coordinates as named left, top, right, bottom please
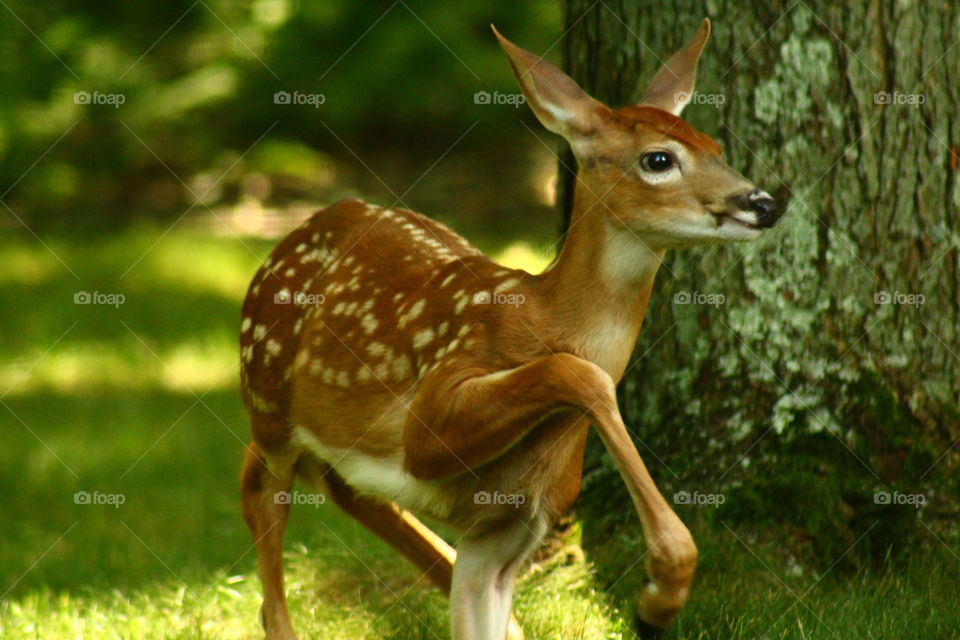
left=240, top=18, right=781, bottom=640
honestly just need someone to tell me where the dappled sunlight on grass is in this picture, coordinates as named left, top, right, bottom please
left=142, top=230, right=270, bottom=301
left=0, top=244, right=61, bottom=284
left=0, top=337, right=238, bottom=396
left=492, top=241, right=553, bottom=274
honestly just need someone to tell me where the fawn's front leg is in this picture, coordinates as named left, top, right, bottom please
left=450, top=518, right=546, bottom=640
left=405, top=353, right=697, bottom=637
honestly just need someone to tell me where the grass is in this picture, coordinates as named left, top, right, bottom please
left=1, top=224, right=957, bottom=639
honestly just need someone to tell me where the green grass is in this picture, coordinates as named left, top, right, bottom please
left=1, top=226, right=956, bottom=639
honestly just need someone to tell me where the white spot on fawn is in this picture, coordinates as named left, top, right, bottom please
left=361, top=314, right=379, bottom=335
left=392, top=354, right=413, bottom=381
left=399, top=299, right=426, bottom=328
left=412, top=328, right=434, bottom=350
left=366, top=342, right=387, bottom=358
left=294, top=351, right=310, bottom=370
left=495, top=278, right=520, bottom=294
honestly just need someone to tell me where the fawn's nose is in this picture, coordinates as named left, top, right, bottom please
left=747, top=190, right=779, bottom=228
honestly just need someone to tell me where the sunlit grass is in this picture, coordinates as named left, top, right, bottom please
left=494, top=240, right=554, bottom=274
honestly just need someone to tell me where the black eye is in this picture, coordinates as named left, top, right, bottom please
left=640, top=151, right=674, bottom=172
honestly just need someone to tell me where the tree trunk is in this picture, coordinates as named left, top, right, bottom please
left=561, top=0, right=959, bottom=560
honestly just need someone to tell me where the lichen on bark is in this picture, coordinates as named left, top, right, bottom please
left=562, top=0, right=959, bottom=559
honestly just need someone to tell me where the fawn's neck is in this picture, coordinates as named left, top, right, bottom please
left=534, top=189, right=664, bottom=380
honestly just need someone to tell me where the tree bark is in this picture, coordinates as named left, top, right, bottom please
left=561, top=0, right=959, bottom=557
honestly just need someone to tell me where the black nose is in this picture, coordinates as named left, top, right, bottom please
left=748, top=190, right=779, bottom=227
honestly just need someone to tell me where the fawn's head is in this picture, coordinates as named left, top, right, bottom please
left=494, top=19, right=782, bottom=251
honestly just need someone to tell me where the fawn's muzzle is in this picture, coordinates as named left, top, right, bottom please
left=741, top=190, right=780, bottom=228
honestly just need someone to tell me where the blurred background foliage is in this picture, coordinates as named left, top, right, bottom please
left=0, top=0, right=562, bottom=245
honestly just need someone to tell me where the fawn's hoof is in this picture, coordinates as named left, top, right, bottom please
left=634, top=613, right=665, bottom=639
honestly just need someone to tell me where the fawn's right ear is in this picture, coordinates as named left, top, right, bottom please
left=492, top=25, right=606, bottom=141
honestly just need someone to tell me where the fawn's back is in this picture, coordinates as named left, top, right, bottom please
left=238, top=199, right=580, bottom=524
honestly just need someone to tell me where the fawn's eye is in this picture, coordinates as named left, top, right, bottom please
left=640, top=151, right=675, bottom=173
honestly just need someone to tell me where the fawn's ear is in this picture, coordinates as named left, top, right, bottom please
left=492, top=25, right=605, bottom=140
left=638, top=18, right=711, bottom=115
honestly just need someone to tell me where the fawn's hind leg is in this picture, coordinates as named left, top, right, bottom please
left=312, top=465, right=525, bottom=640
left=319, top=467, right=457, bottom=593
left=241, top=440, right=299, bottom=640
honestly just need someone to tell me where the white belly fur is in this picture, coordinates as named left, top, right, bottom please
left=291, top=425, right=456, bottom=520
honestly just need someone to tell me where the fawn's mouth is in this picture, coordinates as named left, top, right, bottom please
left=712, top=212, right=760, bottom=230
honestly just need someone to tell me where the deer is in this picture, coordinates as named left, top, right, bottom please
left=239, top=18, right=781, bottom=640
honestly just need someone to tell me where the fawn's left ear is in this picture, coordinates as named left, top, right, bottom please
left=638, top=18, right=711, bottom=116
left=492, top=25, right=606, bottom=141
